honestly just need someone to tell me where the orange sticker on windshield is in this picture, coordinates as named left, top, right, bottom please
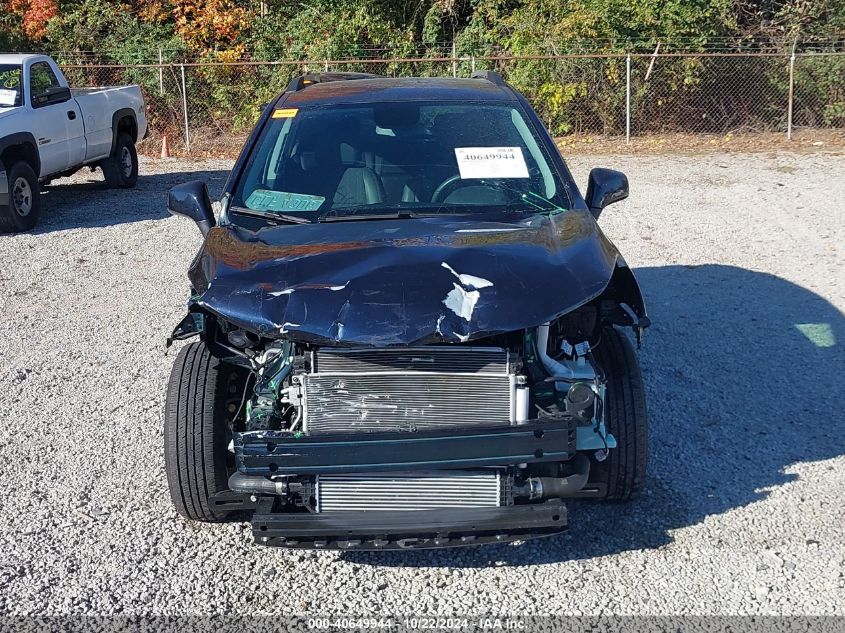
left=272, top=108, right=298, bottom=119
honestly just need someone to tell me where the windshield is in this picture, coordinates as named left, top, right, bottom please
left=0, top=65, right=23, bottom=108
left=232, top=100, right=572, bottom=223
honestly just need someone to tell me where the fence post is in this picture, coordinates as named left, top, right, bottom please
left=158, top=48, right=164, bottom=95
left=325, top=60, right=329, bottom=72
left=625, top=52, right=631, bottom=145
left=180, top=64, right=190, bottom=154
left=787, top=38, right=797, bottom=141
left=471, top=56, right=476, bottom=73
left=452, top=41, right=457, bottom=78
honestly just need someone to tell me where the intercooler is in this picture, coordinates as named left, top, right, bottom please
left=300, top=347, right=515, bottom=434
left=315, top=470, right=503, bottom=512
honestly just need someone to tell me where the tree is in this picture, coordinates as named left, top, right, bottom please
left=172, top=0, right=249, bottom=59
left=45, top=0, right=184, bottom=64
left=8, top=0, right=59, bottom=41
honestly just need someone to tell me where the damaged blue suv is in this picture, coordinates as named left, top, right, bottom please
left=164, top=71, right=649, bottom=550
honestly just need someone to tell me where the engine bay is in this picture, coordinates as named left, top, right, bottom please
left=218, top=310, right=617, bottom=516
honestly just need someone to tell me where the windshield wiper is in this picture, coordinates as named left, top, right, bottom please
left=318, top=210, right=417, bottom=223
left=230, top=206, right=313, bottom=224
left=518, top=191, right=568, bottom=215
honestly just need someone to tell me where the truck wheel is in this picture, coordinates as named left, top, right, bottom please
left=101, top=133, right=138, bottom=188
left=164, top=341, right=244, bottom=522
left=590, top=326, right=648, bottom=501
left=0, top=161, right=40, bottom=233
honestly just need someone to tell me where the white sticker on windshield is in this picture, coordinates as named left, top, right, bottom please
left=0, top=89, right=18, bottom=106
left=454, top=147, right=529, bottom=179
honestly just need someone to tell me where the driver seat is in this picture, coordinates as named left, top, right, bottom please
left=333, top=142, right=386, bottom=206
left=333, top=167, right=386, bottom=206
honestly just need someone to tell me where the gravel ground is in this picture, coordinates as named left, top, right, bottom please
left=1, top=151, right=843, bottom=617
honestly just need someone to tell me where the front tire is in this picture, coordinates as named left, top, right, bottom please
left=0, top=161, right=40, bottom=233
left=101, top=133, right=138, bottom=188
left=164, top=341, right=243, bottom=522
left=590, top=326, right=648, bottom=501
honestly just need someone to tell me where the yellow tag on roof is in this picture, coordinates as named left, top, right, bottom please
left=272, top=108, right=298, bottom=119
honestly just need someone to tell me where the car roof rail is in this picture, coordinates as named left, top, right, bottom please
left=285, top=72, right=382, bottom=93
left=471, top=70, right=507, bottom=86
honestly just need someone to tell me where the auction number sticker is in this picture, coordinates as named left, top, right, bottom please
left=0, top=88, right=17, bottom=106
left=454, top=146, right=529, bottom=179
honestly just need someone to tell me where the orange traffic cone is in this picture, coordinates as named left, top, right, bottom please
left=161, top=134, right=170, bottom=159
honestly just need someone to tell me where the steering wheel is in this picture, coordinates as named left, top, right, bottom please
left=430, top=175, right=473, bottom=204
left=430, top=175, right=523, bottom=204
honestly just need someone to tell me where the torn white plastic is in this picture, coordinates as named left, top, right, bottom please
left=441, top=262, right=493, bottom=290
left=440, top=262, right=494, bottom=322
left=443, top=284, right=481, bottom=321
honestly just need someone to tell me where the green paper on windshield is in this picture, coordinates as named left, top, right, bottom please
left=245, top=189, right=325, bottom=212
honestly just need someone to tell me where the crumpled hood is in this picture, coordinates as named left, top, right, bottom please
left=188, top=211, right=621, bottom=346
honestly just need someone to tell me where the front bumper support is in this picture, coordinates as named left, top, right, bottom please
left=235, top=417, right=577, bottom=475
left=252, top=500, right=568, bottom=549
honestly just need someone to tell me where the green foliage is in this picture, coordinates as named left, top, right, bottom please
left=0, top=0, right=838, bottom=141
left=245, top=0, right=416, bottom=61
left=538, top=82, right=588, bottom=134
left=794, top=55, right=845, bottom=126
left=10, top=0, right=842, bottom=62
left=491, top=0, right=732, bottom=54
left=0, top=2, right=28, bottom=51
left=46, top=0, right=185, bottom=64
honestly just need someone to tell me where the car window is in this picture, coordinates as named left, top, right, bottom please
left=0, top=64, right=22, bottom=107
left=232, top=100, right=572, bottom=222
left=29, top=61, right=61, bottom=106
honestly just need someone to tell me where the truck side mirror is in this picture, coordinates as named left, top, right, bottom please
left=585, top=168, right=629, bottom=220
left=33, top=85, right=71, bottom=108
left=168, top=181, right=215, bottom=236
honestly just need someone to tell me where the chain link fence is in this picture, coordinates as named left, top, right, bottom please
left=59, top=51, right=845, bottom=156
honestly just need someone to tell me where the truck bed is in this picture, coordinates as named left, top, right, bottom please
left=71, top=86, right=139, bottom=97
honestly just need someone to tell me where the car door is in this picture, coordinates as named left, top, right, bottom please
left=27, top=61, right=84, bottom=176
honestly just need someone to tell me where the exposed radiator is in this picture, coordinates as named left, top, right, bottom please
left=301, top=347, right=514, bottom=434
left=315, top=471, right=503, bottom=512
left=315, top=347, right=510, bottom=375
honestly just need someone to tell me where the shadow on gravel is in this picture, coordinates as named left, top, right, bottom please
left=30, top=169, right=229, bottom=234
left=343, top=264, right=845, bottom=567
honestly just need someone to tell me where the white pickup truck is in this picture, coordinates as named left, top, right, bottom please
left=0, top=54, right=147, bottom=232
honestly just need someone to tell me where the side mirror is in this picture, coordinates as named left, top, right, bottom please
left=33, top=85, right=71, bottom=108
left=168, top=181, right=216, bottom=236
left=585, top=168, right=629, bottom=219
